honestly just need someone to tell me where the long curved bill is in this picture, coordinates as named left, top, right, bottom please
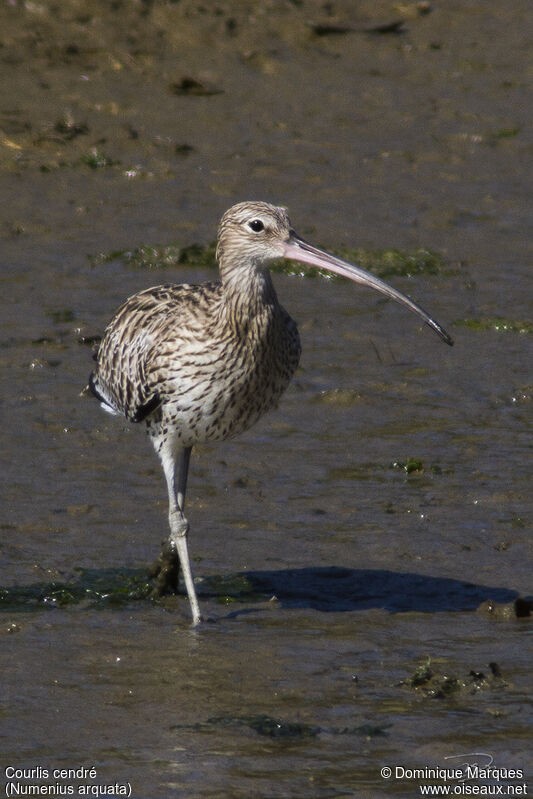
left=283, top=234, right=453, bottom=346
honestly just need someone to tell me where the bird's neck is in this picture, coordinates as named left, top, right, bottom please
left=220, top=265, right=279, bottom=336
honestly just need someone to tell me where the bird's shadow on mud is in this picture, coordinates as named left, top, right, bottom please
left=215, top=566, right=522, bottom=615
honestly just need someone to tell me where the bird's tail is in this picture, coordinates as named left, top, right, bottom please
left=86, top=372, right=120, bottom=416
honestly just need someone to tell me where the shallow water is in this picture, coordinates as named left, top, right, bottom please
left=1, top=1, right=531, bottom=796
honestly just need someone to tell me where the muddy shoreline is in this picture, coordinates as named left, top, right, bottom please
left=1, top=1, right=531, bottom=796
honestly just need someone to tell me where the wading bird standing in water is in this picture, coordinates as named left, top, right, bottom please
left=88, top=201, right=453, bottom=625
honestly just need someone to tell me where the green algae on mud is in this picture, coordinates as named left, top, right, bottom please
left=0, top=568, right=152, bottom=611
left=328, top=458, right=449, bottom=482
left=477, top=597, right=533, bottom=620
left=197, top=572, right=260, bottom=605
left=88, top=242, right=217, bottom=271
left=272, top=246, right=449, bottom=279
left=88, top=241, right=450, bottom=280
left=455, top=317, right=533, bottom=335
left=328, top=247, right=449, bottom=278
left=391, top=457, right=424, bottom=474
left=401, top=657, right=508, bottom=699
left=389, top=458, right=448, bottom=476
left=171, top=714, right=390, bottom=740
left=0, top=569, right=265, bottom=612
left=80, top=147, right=119, bottom=170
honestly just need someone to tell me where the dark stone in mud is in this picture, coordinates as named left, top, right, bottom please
left=489, top=661, right=503, bottom=678
left=308, top=18, right=407, bottom=36
left=514, top=597, right=533, bottom=617
left=169, top=77, right=223, bottom=96
left=308, top=22, right=355, bottom=36
left=54, top=115, right=89, bottom=141
left=148, top=540, right=181, bottom=598
left=175, top=143, right=195, bottom=156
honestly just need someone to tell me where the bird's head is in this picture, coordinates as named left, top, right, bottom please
left=216, top=201, right=292, bottom=271
left=216, top=200, right=453, bottom=345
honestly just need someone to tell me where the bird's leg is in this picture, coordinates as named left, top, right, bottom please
left=175, top=445, right=190, bottom=518
left=167, top=447, right=202, bottom=625
left=149, top=446, right=201, bottom=624
left=148, top=444, right=180, bottom=596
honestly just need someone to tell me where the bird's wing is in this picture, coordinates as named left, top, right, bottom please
left=89, top=283, right=220, bottom=423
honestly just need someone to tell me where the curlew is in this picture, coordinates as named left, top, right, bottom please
left=88, top=201, right=453, bottom=625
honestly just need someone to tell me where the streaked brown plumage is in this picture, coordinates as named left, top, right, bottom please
left=89, top=201, right=452, bottom=625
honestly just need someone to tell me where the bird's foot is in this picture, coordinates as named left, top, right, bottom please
left=148, top=540, right=180, bottom=597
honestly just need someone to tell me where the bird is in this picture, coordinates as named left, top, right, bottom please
left=88, top=201, right=453, bottom=625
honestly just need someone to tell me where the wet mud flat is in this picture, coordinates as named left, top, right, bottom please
left=1, top=0, right=532, bottom=796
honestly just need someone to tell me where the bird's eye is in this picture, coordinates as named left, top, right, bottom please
left=248, top=219, right=264, bottom=233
